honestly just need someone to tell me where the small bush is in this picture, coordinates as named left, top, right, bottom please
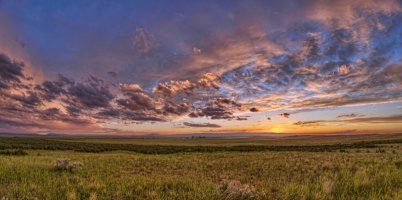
left=395, top=161, right=402, bottom=169
left=54, top=159, right=84, bottom=172
left=221, top=180, right=258, bottom=200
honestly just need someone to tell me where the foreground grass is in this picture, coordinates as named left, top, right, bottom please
left=1, top=148, right=402, bottom=199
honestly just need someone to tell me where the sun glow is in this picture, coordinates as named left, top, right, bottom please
left=271, top=125, right=283, bottom=133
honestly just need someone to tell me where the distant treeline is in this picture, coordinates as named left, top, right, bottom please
left=0, top=137, right=401, bottom=154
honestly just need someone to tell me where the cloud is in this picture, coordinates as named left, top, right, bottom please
left=197, top=73, right=221, bottom=89
left=343, top=114, right=402, bottom=124
left=249, top=107, right=259, bottom=112
left=279, top=113, right=290, bottom=118
left=35, top=80, right=66, bottom=101
left=293, top=120, right=323, bottom=127
left=295, top=114, right=402, bottom=126
left=189, top=106, right=234, bottom=120
left=0, top=53, right=26, bottom=89
left=116, top=92, right=156, bottom=111
left=153, top=80, right=194, bottom=97
left=163, top=101, right=190, bottom=115
left=338, top=65, right=350, bottom=75
left=119, top=83, right=144, bottom=93
left=38, top=108, right=91, bottom=125
left=152, top=72, right=221, bottom=97
left=183, top=122, right=221, bottom=128
left=210, top=97, right=242, bottom=108
left=96, top=108, right=165, bottom=122
left=7, top=91, right=42, bottom=108
left=236, top=116, right=249, bottom=121
left=0, top=116, right=45, bottom=128
left=188, top=97, right=243, bottom=120
left=132, top=28, right=153, bottom=54
left=66, top=76, right=114, bottom=109
left=337, top=113, right=364, bottom=118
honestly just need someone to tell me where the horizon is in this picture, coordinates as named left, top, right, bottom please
left=5, top=131, right=400, bottom=138
left=1, top=0, right=402, bottom=135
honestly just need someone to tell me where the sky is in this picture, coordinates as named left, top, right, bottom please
left=0, top=0, right=402, bottom=135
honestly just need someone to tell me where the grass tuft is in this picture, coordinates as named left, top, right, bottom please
left=54, top=158, right=84, bottom=172
left=221, top=180, right=258, bottom=200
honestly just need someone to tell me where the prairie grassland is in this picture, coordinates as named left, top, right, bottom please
left=0, top=135, right=402, bottom=199
left=50, top=133, right=402, bottom=146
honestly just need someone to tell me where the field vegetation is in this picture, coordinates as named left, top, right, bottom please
left=0, top=134, right=402, bottom=199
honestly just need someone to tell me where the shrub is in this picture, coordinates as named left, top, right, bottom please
left=395, top=161, right=402, bottom=169
left=221, top=180, right=258, bottom=200
left=54, top=158, right=84, bottom=172
left=0, top=149, right=28, bottom=156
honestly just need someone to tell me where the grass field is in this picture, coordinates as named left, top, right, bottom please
left=1, top=134, right=402, bottom=199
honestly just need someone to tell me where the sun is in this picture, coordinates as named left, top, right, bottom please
left=271, top=125, right=283, bottom=133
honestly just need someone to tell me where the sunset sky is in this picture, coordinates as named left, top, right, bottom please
left=0, top=0, right=402, bottom=135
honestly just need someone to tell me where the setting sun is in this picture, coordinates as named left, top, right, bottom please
left=271, top=126, right=283, bottom=133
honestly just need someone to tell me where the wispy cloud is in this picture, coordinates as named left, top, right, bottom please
left=183, top=122, right=221, bottom=128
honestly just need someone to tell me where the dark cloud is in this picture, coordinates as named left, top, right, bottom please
left=163, top=101, right=190, bottom=115
left=189, top=106, right=234, bottom=120
left=236, top=116, right=249, bottom=121
left=249, top=107, right=259, bottom=112
left=65, top=105, right=81, bottom=116
left=35, top=80, right=65, bottom=101
left=96, top=108, right=165, bottom=122
left=7, top=92, right=42, bottom=108
left=116, top=93, right=156, bottom=111
left=279, top=113, right=290, bottom=118
left=183, top=122, right=221, bottom=128
left=0, top=53, right=26, bottom=89
left=189, top=96, right=244, bottom=120
left=210, top=98, right=242, bottom=108
left=67, top=77, right=114, bottom=109
left=0, top=116, right=45, bottom=128
left=34, top=74, right=74, bottom=102
left=38, top=107, right=91, bottom=125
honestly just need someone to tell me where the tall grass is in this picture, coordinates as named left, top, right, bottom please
left=0, top=147, right=401, bottom=199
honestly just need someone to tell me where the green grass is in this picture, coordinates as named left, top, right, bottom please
left=0, top=134, right=402, bottom=199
